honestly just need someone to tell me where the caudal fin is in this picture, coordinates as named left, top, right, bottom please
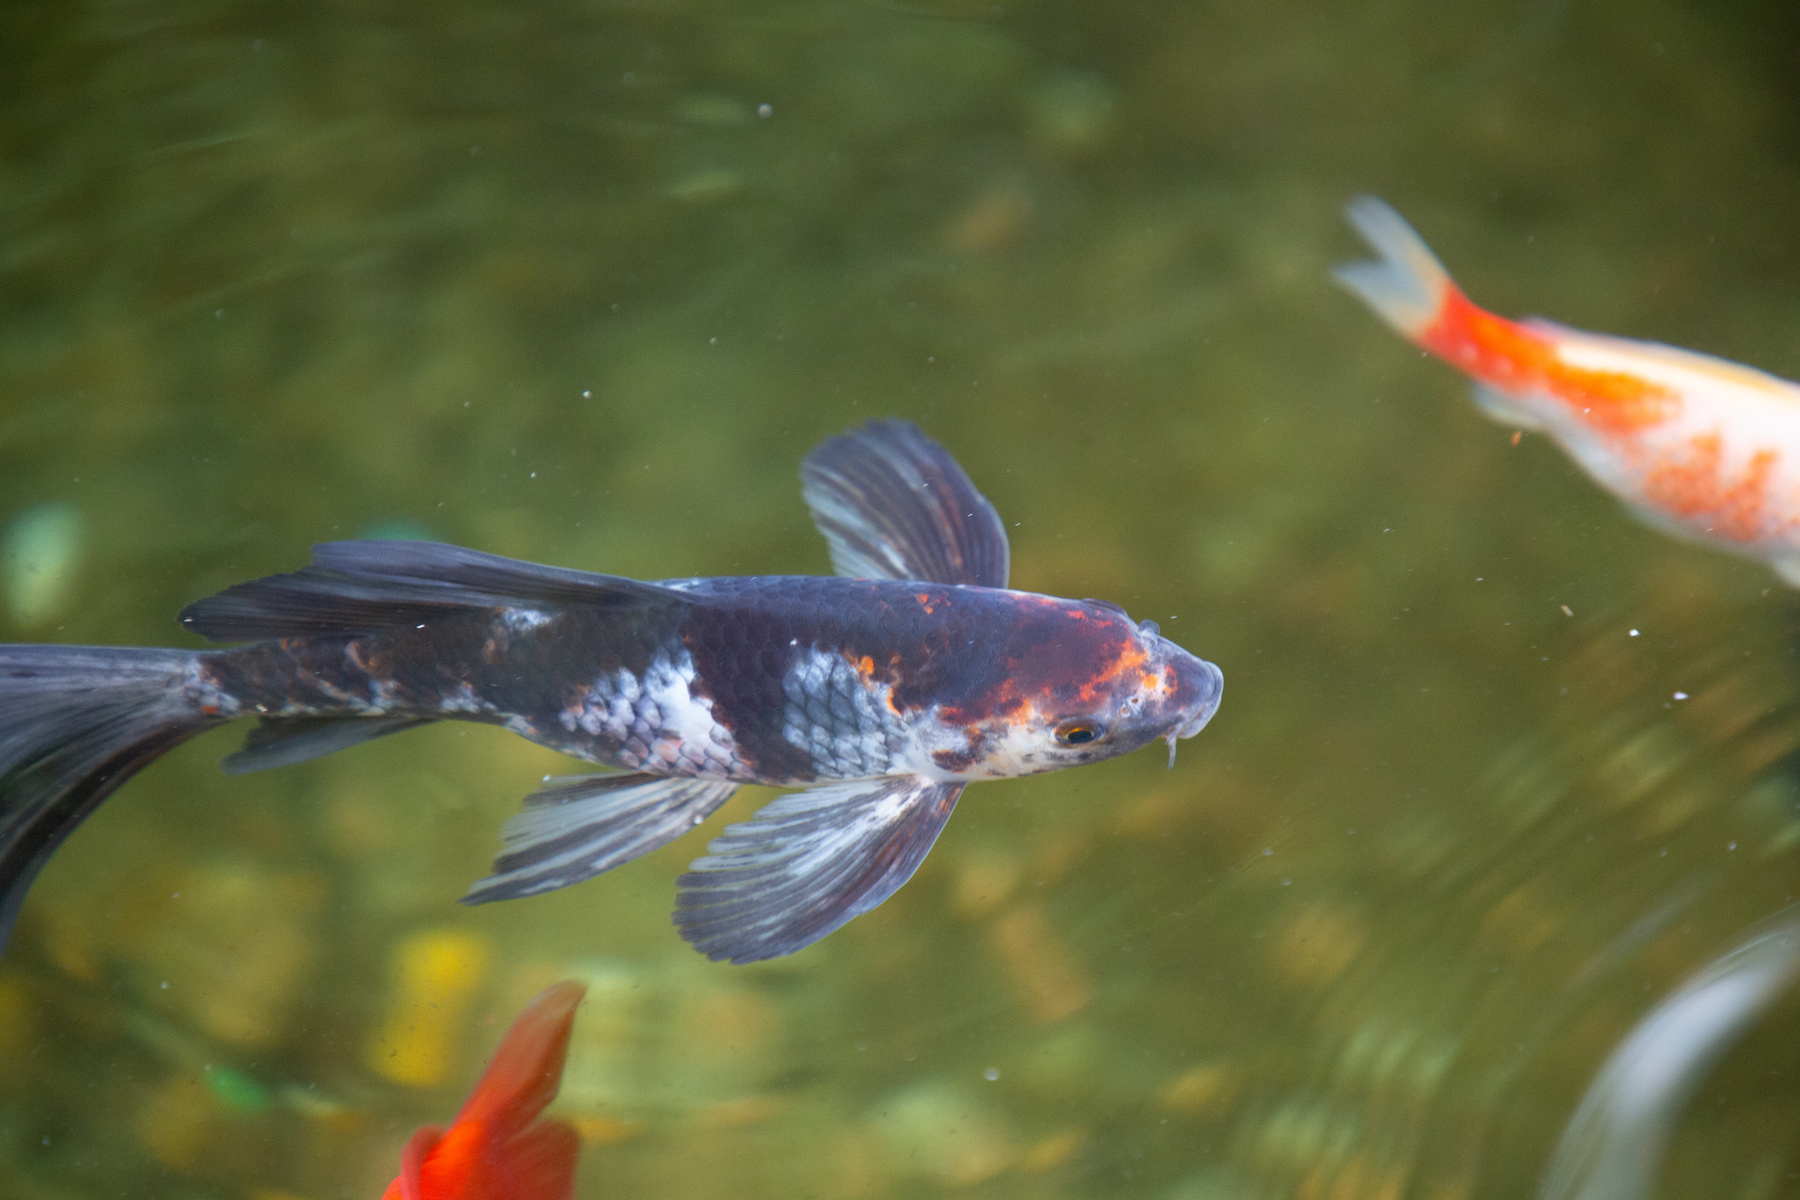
left=0, top=646, right=213, bottom=954
left=456, top=980, right=587, bottom=1136
left=1333, top=195, right=1455, bottom=339
left=385, top=980, right=588, bottom=1200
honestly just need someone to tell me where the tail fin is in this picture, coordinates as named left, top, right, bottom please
left=455, top=980, right=586, bottom=1136
left=0, top=646, right=213, bottom=953
left=384, top=981, right=588, bottom=1200
left=1333, top=195, right=1455, bottom=339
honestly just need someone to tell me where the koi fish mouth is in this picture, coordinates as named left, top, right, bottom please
left=1162, top=655, right=1223, bottom=768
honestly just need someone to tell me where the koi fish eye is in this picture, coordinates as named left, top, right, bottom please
left=1054, top=718, right=1106, bottom=746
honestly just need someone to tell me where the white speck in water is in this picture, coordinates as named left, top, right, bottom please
left=1262, top=847, right=1273, bottom=856
left=582, top=389, right=592, bottom=398
left=1629, top=629, right=1640, bottom=637
left=758, top=103, right=772, bottom=118
left=529, top=472, right=537, bottom=479
left=983, top=1067, right=1000, bottom=1081
left=1673, top=691, right=1688, bottom=701
left=1561, top=605, right=1574, bottom=616
left=1728, top=842, right=1738, bottom=851
left=1280, top=878, right=1292, bottom=886
left=160, top=981, right=169, bottom=989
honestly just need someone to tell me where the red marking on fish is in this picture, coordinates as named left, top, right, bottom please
left=1421, top=286, right=1680, bottom=435
left=1641, top=437, right=1781, bottom=544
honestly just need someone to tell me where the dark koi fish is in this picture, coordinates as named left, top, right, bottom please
left=0, top=420, right=1222, bottom=962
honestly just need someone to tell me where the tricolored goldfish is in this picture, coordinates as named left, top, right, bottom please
left=1336, top=195, right=1800, bottom=584
left=0, top=420, right=1223, bottom=963
left=383, top=980, right=586, bottom=1200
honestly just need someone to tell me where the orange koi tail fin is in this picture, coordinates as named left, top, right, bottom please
left=493, top=1119, right=583, bottom=1200
left=382, top=1127, right=445, bottom=1200
left=456, top=980, right=588, bottom=1139
left=1334, top=195, right=1456, bottom=340
left=383, top=981, right=588, bottom=1200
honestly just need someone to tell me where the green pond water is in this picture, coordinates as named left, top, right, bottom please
left=4, top=1, right=1800, bottom=1197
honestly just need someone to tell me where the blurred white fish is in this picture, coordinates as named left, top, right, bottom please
left=1337, top=196, right=1800, bottom=586
left=1539, top=905, right=1800, bottom=1200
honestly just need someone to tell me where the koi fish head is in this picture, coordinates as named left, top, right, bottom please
left=1042, top=612, right=1224, bottom=772
left=918, top=595, right=1223, bottom=780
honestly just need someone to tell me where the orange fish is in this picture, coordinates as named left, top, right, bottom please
left=1336, top=195, right=1800, bottom=584
left=383, top=980, right=587, bottom=1200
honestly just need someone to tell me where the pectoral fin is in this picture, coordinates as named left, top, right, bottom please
left=673, top=774, right=963, bottom=963
left=801, top=419, right=1010, bottom=587
left=462, top=772, right=738, bottom=904
left=1471, top=383, right=1549, bottom=431
left=1773, top=556, right=1800, bottom=587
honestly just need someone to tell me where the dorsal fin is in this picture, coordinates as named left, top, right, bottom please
left=801, top=419, right=1010, bottom=588
left=180, top=540, right=687, bottom=642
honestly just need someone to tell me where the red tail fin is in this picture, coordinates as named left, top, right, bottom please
left=454, top=981, right=587, bottom=1138
left=383, top=980, right=588, bottom=1200
left=491, top=1120, right=583, bottom=1198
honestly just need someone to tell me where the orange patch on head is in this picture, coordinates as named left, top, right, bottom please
left=1065, top=641, right=1150, bottom=708
left=1422, top=287, right=1679, bottom=436
left=1641, top=436, right=1780, bottom=543
left=1137, top=666, right=1171, bottom=697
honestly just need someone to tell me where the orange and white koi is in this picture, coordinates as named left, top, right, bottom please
left=1336, top=195, right=1800, bottom=584
left=382, top=980, right=586, bottom=1200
